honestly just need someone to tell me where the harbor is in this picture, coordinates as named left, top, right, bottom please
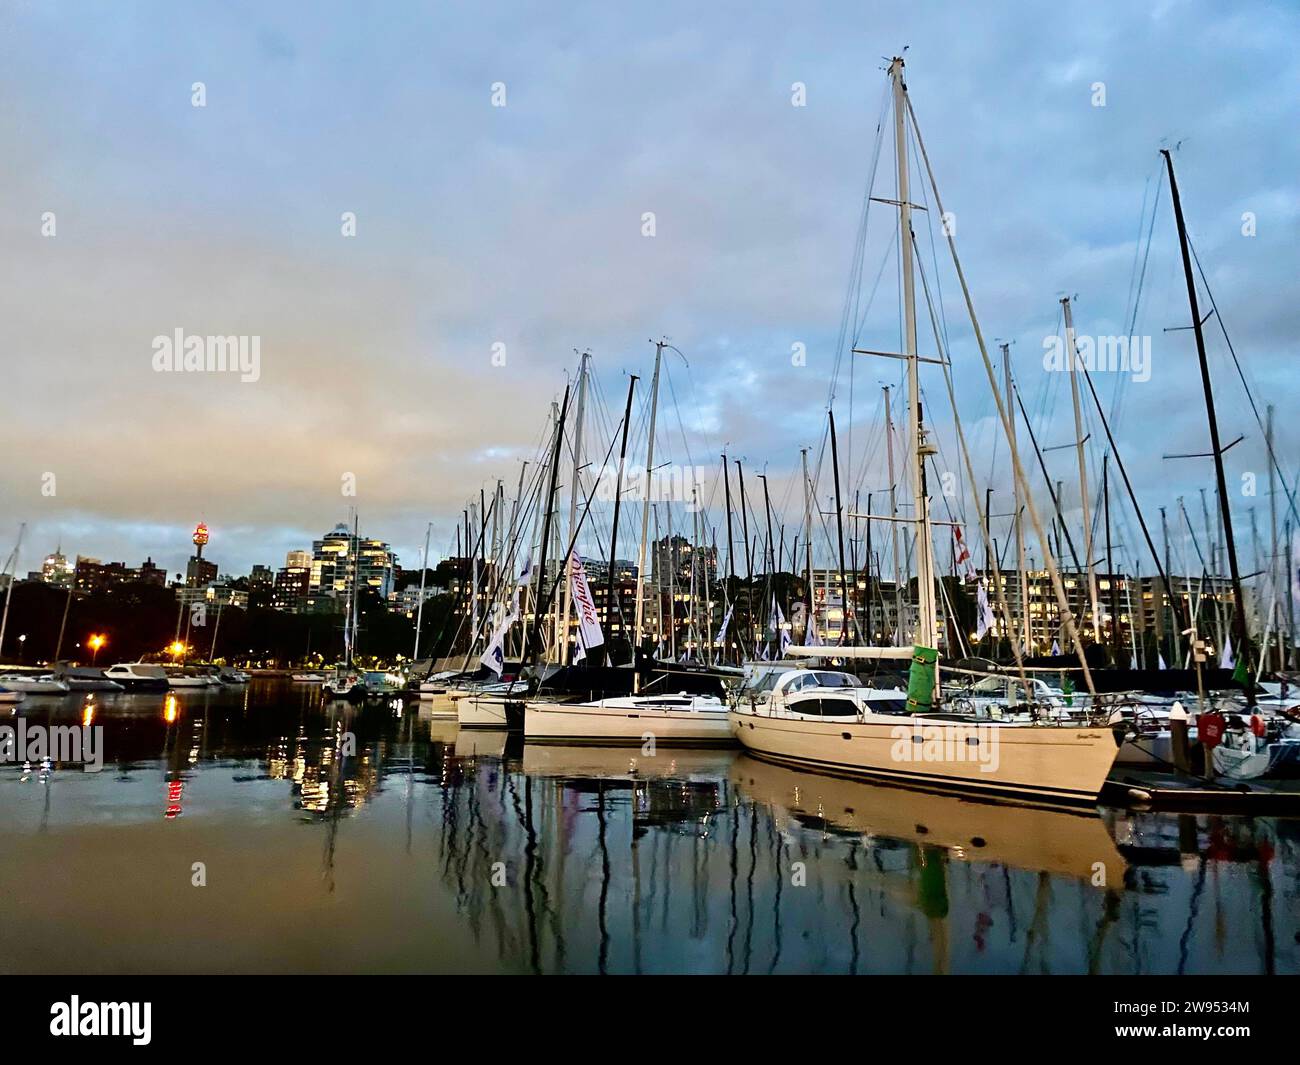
left=1, top=681, right=1296, bottom=975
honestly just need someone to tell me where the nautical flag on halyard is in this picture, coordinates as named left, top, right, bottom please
left=954, top=526, right=976, bottom=581
left=777, top=603, right=791, bottom=656
left=479, top=564, right=529, bottom=676
left=568, top=557, right=605, bottom=662
left=1051, top=639, right=1061, bottom=656
left=714, top=602, right=734, bottom=646
left=974, top=578, right=996, bottom=640
left=1220, top=633, right=1235, bottom=670
left=805, top=609, right=822, bottom=646
left=1158, top=652, right=1167, bottom=670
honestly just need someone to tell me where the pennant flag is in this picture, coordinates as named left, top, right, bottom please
left=714, top=603, right=734, bottom=646
left=568, top=557, right=605, bottom=662
left=1051, top=639, right=1061, bottom=656
left=953, top=526, right=976, bottom=581
left=767, top=594, right=778, bottom=635
left=1158, top=652, right=1167, bottom=670
left=805, top=610, right=822, bottom=646
left=1220, top=633, right=1235, bottom=670
left=777, top=603, right=791, bottom=656
left=974, top=578, right=996, bottom=640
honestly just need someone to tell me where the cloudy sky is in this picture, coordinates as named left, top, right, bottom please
left=1, top=0, right=1296, bottom=581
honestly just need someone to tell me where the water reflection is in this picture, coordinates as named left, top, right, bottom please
left=0, top=683, right=1296, bottom=974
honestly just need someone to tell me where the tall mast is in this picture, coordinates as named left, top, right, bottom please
left=801, top=447, right=814, bottom=640
left=736, top=461, right=754, bottom=651
left=0, top=523, right=25, bottom=662
left=1061, top=297, right=1103, bottom=644
left=721, top=452, right=737, bottom=663
left=1267, top=405, right=1281, bottom=671
left=1002, top=344, right=1031, bottom=652
left=828, top=410, right=850, bottom=646
left=1161, top=148, right=1253, bottom=705
left=891, top=55, right=937, bottom=651
left=558, top=352, right=590, bottom=665
left=883, top=385, right=902, bottom=642
left=528, top=386, right=570, bottom=666
left=632, top=343, right=664, bottom=692
left=606, top=375, right=637, bottom=658
left=1103, top=455, right=1121, bottom=664
left=412, top=521, right=433, bottom=660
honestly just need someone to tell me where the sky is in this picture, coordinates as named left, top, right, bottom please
left=1, top=0, right=1297, bottom=582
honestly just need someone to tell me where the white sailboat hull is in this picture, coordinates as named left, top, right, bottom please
left=728, top=707, right=1121, bottom=804
left=526, top=699, right=733, bottom=745
left=457, top=693, right=523, bottom=729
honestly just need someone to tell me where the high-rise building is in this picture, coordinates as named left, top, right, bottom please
left=186, top=522, right=218, bottom=588
left=303, top=523, right=398, bottom=612
left=40, top=547, right=74, bottom=586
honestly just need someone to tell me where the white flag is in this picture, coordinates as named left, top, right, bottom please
left=777, top=603, right=791, bottom=656
left=805, top=610, right=822, bottom=646
left=974, top=578, right=996, bottom=640
left=1220, top=632, right=1234, bottom=670
left=568, top=557, right=604, bottom=661
left=1051, top=639, right=1061, bottom=656
left=714, top=603, right=734, bottom=645
left=1158, top=652, right=1167, bottom=670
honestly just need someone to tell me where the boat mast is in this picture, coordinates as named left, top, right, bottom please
left=891, top=56, right=937, bottom=651
left=1002, top=344, right=1031, bottom=652
left=722, top=453, right=737, bottom=663
left=828, top=410, right=851, bottom=646
left=1267, top=404, right=1281, bottom=671
left=606, top=375, right=637, bottom=662
left=801, top=447, right=815, bottom=640
left=558, top=352, right=590, bottom=665
left=1161, top=148, right=1253, bottom=705
left=528, top=385, right=570, bottom=667
left=1061, top=297, right=1103, bottom=644
left=412, top=521, right=432, bottom=660
left=631, top=343, right=663, bottom=692
left=883, top=385, right=903, bottom=643
left=0, top=523, right=25, bottom=662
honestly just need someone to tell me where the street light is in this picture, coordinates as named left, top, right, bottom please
left=17, top=634, right=26, bottom=663
left=88, top=633, right=106, bottom=664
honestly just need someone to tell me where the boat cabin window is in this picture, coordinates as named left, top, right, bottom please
left=812, top=672, right=855, bottom=688
left=863, top=698, right=909, bottom=715
left=790, top=697, right=860, bottom=717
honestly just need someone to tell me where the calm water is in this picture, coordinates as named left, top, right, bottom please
left=1, top=681, right=1296, bottom=974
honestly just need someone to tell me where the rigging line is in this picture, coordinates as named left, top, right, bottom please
left=828, top=83, right=891, bottom=408
left=1186, top=236, right=1300, bottom=529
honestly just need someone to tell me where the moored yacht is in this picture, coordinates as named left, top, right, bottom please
left=524, top=692, right=732, bottom=745
left=0, top=672, right=71, bottom=695
left=729, top=654, right=1122, bottom=805
left=103, top=662, right=170, bottom=692
left=0, top=683, right=27, bottom=704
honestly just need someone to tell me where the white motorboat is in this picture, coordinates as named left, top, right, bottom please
left=524, top=692, right=732, bottom=745
left=219, top=668, right=251, bottom=685
left=0, top=673, right=71, bottom=695
left=0, top=684, right=26, bottom=704
left=54, top=667, right=124, bottom=692
left=729, top=663, right=1122, bottom=805
left=103, top=662, right=170, bottom=692
left=291, top=672, right=324, bottom=683
left=166, top=668, right=218, bottom=689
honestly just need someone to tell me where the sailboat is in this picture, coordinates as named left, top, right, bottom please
left=522, top=345, right=733, bottom=744
left=728, top=57, right=1122, bottom=805
left=323, top=513, right=367, bottom=702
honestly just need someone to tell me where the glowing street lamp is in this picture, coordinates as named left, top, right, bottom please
left=168, top=640, right=186, bottom=660
left=88, top=633, right=106, bottom=664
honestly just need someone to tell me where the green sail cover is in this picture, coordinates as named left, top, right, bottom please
left=906, top=645, right=938, bottom=713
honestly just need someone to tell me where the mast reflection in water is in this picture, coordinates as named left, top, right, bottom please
left=0, top=683, right=1295, bottom=974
